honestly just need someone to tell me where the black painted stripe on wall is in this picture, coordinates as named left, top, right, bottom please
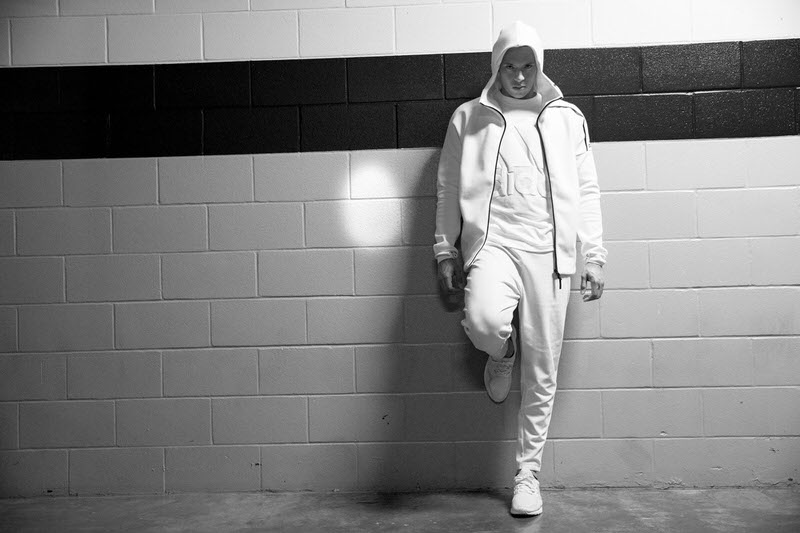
left=1, top=38, right=798, bottom=160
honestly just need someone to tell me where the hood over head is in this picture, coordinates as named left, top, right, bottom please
left=481, top=21, right=562, bottom=108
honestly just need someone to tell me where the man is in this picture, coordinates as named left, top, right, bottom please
left=434, top=21, right=606, bottom=516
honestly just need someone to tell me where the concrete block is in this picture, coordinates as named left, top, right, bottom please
left=650, top=239, right=751, bottom=288
left=493, top=0, right=592, bottom=49
left=455, top=441, right=518, bottom=489
left=163, top=252, right=256, bottom=299
left=165, top=446, right=260, bottom=493
left=309, top=394, right=405, bottom=442
left=590, top=142, right=646, bottom=191
left=258, top=249, right=353, bottom=297
left=553, top=439, right=655, bottom=486
left=558, top=339, right=652, bottom=389
left=0, top=307, right=16, bottom=352
left=0, top=161, right=61, bottom=208
left=355, top=344, right=451, bottom=394
left=19, top=304, right=113, bottom=352
left=253, top=0, right=341, bottom=8
left=108, top=14, right=202, bottom=63
left=754, top=337, right=800, bottom=386
left=351, top=148, right=439, bottom=199
left=212, top=397, right=307, bottom=444
left=0, top=1, right=58, bottom=17
left=0, top=450, right=68, bottom=497
left=0, top=353, right=65, bottom=401
left=601, top=289, right=698, bottom=338
left=397, top=3, right=490, bottom=54
left=68, top=351, right=161, bottom=399
left=113, top=205, right=207, bottom=253
left=404, top=295, right=468, bottom=344
left=66, top=254, right=160, bottom=302
left=592, top=0, right=691, bottom=45
left=12, top=16, right=105, bottom=65
left=63, top=158, right=157, bottom=207
left=261, top=444, right=358, bottom=491
left=17, top=208, right=111, bottom=255
left=0, top=20, right=7, bottom=67
left=746, top=136, right=800, bottom=187
left=693, top=0, right=800, bottom=41
left=357, top=442, right=456, bottom=491
left=70, top=448, right=164, bottom=495
left=698, top=188, right=799, bottom=238
left=0, top=257, right=64, bottom=304
left=0, top=403, right=17, bottom=449
left=0, top=211, right=13, bottom=255
left=580, top=239, right=650, bottom=291
left=159, top=155, right=253, bottom=204
left=299, top=8, right=393, bottom=57
left=703, top=387, right=800, bottom=437
left=305, top=200, right=402, bottom=248
left=603, top=389, right=703, bottom=438
left=61, top=0, right=155, bottom=15
left=405, top=392, right=519, bottom=442
left=260, top=346, right=354, bottom=394
left=117, top=398, right=211, bottom=446
left=646, top=139, right=747, bottom=190
left=564, top=292, right=600, bottom=339
left=156, top=0, right=247, bottom=13
left=653, top=338, right=753, bottom=387
left=401, top=197, right=436, bottom=245
left=602, top=192, right=696, bottom=240
left=254, top=152, right=349, bottom=201
left=116, top=301, right=210, bottom=349
left=549, top=390, right=603, bottom=438
left=699, top=288, right=800, bottom=336
left=751, top=237, right=800, bottom=285
left=204, top=11, right=298, bottom=60
left=210, top=299, right=306, bottom=346
left=355, top=247, right=437, bottom=296
left=164, top=348, right=258, bottom=397
left=307, top=296, right=403, bottom=344
left=19, top=401, right=114, bottom=448
left=655, top=437, right=800, bottom=487
left=209, top=203, right=303, bottom=250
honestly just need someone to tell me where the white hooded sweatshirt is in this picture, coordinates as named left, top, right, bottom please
left=434, top=21, right=607, bottom=280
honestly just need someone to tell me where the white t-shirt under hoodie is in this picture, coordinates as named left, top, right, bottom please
left=486, top=89, right=553, bottom=253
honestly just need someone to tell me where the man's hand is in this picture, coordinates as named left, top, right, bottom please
left=438, top=258, right=465, bottom=294
left=580, top=263, right=605, bottom=302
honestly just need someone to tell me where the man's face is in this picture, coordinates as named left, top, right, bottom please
left=498, top=46, right=537, bottom=99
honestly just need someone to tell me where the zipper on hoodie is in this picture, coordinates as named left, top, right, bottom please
left=467, top=101, right=507, bottom=271
left=473, top=97, right=564, bottom=289
left=535, top=98, right=563, bottom=289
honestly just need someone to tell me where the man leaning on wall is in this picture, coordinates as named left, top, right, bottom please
left=434, top=20, right=607, bottom=517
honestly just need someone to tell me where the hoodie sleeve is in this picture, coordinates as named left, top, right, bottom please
left=574, top=116, right=607, bottom=267
left=433, top=116, right=463, bottom=263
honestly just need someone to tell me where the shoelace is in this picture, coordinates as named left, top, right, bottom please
left=489, top=358, right=514, bottom=377
left=513, top=471, right=539, bottom=495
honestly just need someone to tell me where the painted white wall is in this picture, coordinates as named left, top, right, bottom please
left=1, top=136, right=799, bottom=494
left=1, top=0, right=799, bottom=66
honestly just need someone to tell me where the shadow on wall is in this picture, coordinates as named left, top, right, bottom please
left=308, top=146, right=521, bottom=491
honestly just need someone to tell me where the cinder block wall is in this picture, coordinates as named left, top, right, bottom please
left=1, top=0, right=799, bottom=496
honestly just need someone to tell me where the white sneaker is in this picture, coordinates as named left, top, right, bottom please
left=483, top=325, right=517, bottom=403
left=510, top=468, right=543, bottom=516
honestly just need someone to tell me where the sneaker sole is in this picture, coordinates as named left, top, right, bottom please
left=510, top=505, right=543, bottom=516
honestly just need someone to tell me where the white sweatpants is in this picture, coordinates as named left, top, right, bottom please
left=462, top=244, right=571, bottom=472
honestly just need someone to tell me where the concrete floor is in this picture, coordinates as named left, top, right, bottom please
left=1, top=488, right=798, bottom=533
